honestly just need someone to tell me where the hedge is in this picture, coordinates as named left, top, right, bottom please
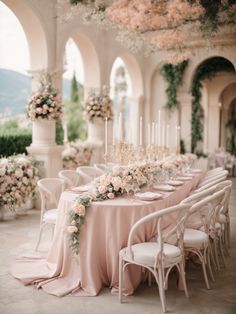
left=0, top=132, right=32, bottom=157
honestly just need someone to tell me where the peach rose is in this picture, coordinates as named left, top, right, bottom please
left=107, top=192, right=115, bottom=199
left=73, top=203, right=86, bottom=216
left=67, top=226, right=78, bottom=234
left=98, top=185, right=107, bottom=194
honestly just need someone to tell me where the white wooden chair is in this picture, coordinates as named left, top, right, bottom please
left=94, top=163, right=108, bottom=173
left=58, top=169, right=80, bottom=188
left=183, top=190, right=225, bottom=288
left=215, top=180, right=232, bottom=257
left=36, top=178, right=64, bottom=251
left=76, top=166, right=104, bottom=184
left=119, top=204, right=190, bottom=313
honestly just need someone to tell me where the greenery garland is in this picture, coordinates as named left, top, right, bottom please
left=161, top=60, right=189, bottom=111
left=191, top=57, right=235, bottom=153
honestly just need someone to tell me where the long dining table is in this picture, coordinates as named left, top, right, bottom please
left=12, top=172, right=203, bottom=297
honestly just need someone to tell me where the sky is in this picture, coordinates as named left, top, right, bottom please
left=0, top=1, right=84, bottom=83
left=0, top=1, right=30, bottom=74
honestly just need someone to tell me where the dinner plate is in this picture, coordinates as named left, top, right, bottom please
left=190, top=169, right=202, bottom=173
left=134, top=192, right=162, bottom=201
left=152, top=184, right=176, bottom=192
left=176, top=176, right=192, bottom=181
left=166, top=180, right=184, bottom=186
left=71, top=185, right=90, bottom=192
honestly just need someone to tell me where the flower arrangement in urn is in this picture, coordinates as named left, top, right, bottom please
left=62, top=141, right=93, bottom=170
left=27, top=72, right=63, bottom=121
left=83, top=86, right=113, bottom=122
left=0, top=155, right=40, bottom=212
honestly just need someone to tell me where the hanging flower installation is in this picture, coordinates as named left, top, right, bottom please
left=61, top=0, right=236, bottom=62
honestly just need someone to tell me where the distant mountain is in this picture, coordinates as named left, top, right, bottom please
left=0, top=69, right=72, bottom=116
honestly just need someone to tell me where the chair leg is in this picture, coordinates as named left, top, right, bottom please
left=119, top=254, right=124, bottom=303
left=35, top=223, right=45, bottom=251
left=219, top=237, right=226, bottom=268
left=213, top=239, right=220, bottom=270
left=179, top=262, right=189, bottom=298
left=209, top=242, right=218, bottom=272
left=157, top=269, right=167, bottom=313
left=207, top=248, right=215, bottom=282
left=202, top=250, right=210, bottom=289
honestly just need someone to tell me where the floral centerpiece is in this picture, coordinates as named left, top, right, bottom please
left=27, top=73, right=63, bottom=121
left=83, top=87, right=113, bottom=122
left=62, top=141, right=93, bottom=170
left=0, top=155, right=40, bottom=214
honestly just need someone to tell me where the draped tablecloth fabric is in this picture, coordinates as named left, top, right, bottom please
left=12, top=173, right=203, bottom=297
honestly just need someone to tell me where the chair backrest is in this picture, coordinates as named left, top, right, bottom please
left=94, top=163, right=108, bottom=173
left=205, top=167, right=224, bottom=177
left=37, top=178, right=64, bottom=212
left=215, top=181, right=232, bottom=215
left=181, top=186, right=216, bottom=205
left=199, top=170, right=228, bottom=187
left=127, top=204, right=191, bottom=263
left=76, top=166, right=104, bottom=184
left=190, top=190, right=225, bottom=234
left=58, top=170, right=80, bottom=188
left=194, top=176, right=227, bottom=193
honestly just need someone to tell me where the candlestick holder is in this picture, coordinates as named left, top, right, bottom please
left=111, top=141, right=134, bottom=165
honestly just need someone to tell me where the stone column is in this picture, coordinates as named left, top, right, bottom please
left=179, top=93, right=193, bottom=152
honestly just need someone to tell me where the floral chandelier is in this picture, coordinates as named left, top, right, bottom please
left=58, top=0, right=236, bottom=63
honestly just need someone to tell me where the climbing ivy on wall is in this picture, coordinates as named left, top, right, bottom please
left=161, top=60, right=188, bottom=111
left=191, top=57, right=235, bottom=153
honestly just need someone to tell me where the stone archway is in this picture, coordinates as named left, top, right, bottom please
left=2, top=0, right=48, bottom=73
left=190, top=56, right=236, bottom=153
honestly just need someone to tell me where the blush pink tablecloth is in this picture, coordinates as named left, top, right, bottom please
left=12, top=173, right=203, bottom=297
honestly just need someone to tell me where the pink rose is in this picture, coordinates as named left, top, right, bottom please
left=67, top=226, right=78, bottom=234
left=107, top=192, right=115, bottom=199
left=73, top=203, right=86, bottom=216
left=98, top=185, right=107, bottom=194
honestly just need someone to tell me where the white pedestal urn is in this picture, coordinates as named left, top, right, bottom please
left=87, top=119, right=105, bottom=164
left=32, top=119, right=56, bottom=146
left=27, top=119, right=64, bottom=179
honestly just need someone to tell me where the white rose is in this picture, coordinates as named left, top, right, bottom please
left=0, top=158, right=8, bottom=167
left=0, top=167, right=6, bottom=176
left=22, top=177, right=29, bottom=185
left=27, top=169, right=33, bottom=177
left=15, top=168, right=23, bottom=178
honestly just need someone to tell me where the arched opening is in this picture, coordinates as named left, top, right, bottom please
left=190, top=56, right=236, bottom=153
left=71, top=32, right=100, bottom=91
left=110, top=57, right=132, bottom=142
left=62, top=38, right=86, bottom=141
left=219, top=83, right=236, bottom=155
left=1, top=0, right=48, bottom=70
left=0, top=1, right=31, bottom=118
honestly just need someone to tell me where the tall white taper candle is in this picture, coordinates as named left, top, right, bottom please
left=139, top=116, right=143, bottom=146
left=105, top=117, right=108, bottom=155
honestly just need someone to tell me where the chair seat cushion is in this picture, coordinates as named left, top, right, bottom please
left=184, top=228, right=208, bottom=248
left=123, top=242, right=181, bottom=267
left=43, top=208, right=58, bottom=223
left=218, top=213, right=226, bottom=223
